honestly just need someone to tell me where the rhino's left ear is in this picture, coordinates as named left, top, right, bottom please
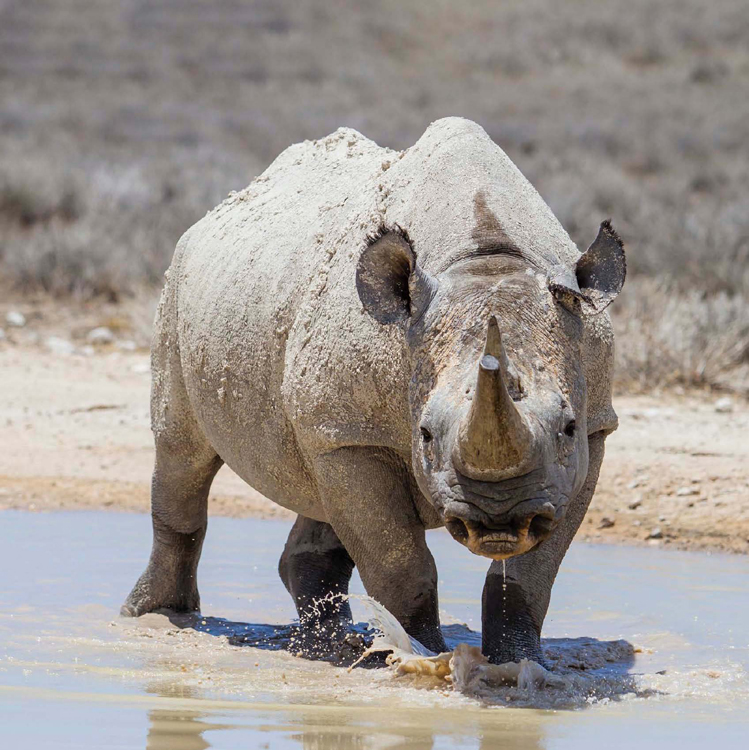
left=574, top=220, right=627, bottom=314
left=356, top=227, right=437, bottom=325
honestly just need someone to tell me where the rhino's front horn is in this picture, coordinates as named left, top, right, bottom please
left=454, top=318, right=534, bottom=480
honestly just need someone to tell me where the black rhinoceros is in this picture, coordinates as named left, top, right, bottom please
left=123, top=118, right=625, bottom=664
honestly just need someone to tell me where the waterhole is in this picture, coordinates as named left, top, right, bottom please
left=1, top=511, right=747, bottom=748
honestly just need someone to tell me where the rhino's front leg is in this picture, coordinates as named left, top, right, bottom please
left=482, top=433, right=606, bottom=664
left=279, top=515, right=355, bottom=658
left=314, top=447, right=447, bottom=654
left=122, top=442, right=223, bottom=617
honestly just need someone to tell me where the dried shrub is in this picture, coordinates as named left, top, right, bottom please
left=0, top=0, right=747, bottom=393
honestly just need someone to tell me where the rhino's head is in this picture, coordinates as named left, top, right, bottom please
left=357, top=212, right=625, bottom=560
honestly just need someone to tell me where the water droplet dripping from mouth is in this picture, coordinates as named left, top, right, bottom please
left=502, top=559, right=507, bottom=640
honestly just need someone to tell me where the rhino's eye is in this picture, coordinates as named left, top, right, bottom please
left=564, top=419, right=577, bottom=438
left=420, top=426, right=433, bottom=443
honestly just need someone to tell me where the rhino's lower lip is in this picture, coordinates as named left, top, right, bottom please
left=477, top=537, right=518, bottom=556
left=445, top=517, right=539, bottom=560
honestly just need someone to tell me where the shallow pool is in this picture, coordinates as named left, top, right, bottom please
left=1, top=511, right=747, bottom=748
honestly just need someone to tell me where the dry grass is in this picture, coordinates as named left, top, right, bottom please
left=1, top=0, right=748, bottom=392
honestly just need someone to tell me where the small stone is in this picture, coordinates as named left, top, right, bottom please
left=598, top=517, right=615, bottom=529
left=648, top=527, right=663, bottom=540
left=44, top=336, right=75, bottom=356
left=116, top=339, right=137, bottom=352
left=79, top=345, right=95, bottom=357
left=87, top=326, right=115, bottom=345
left=628, top=497, right=642, bottom=510
left=676, top=486, right=699, bottom=497
left=714, top=397, right=733, bottom=414
left=5, top=310, right=26, bottom=327
left=632, top=520, right=641, bottom=527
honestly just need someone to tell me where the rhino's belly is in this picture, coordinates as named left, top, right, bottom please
left=190, top=388, right=326, bottom=521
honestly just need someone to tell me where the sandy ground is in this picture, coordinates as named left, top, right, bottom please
left=1, top=323, right=748, bottom=555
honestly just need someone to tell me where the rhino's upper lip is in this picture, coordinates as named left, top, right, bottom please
left=450, top=489, right=526, bottom=520
left=446, top=477, right=551, bottom=516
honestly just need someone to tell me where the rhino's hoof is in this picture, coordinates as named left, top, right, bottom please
left=120, top=603, right=139, bottom=618
left=120, top=580, right=200, bottom=618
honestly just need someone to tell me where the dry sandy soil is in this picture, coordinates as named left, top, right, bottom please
left=2, top=307, right=747, bottom=558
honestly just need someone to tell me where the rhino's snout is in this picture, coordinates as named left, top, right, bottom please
left=444, top=497, right=558, bottom=560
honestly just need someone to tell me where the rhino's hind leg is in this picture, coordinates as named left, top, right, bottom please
left=314, top=447, right=447, bottom=655
left=121, top=442, right=223, bottom=618
left=279, top=516, right=356, bottom=659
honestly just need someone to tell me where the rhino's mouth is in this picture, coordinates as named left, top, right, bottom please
left=442, top=496, right=558, bottom=560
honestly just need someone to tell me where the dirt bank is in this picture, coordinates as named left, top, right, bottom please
left=1, top=328, right=747, bottom=554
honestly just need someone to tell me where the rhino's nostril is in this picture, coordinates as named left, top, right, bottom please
left=529, top=514, right=554, bottom=538
left=445, top=517, right=469, bottom=544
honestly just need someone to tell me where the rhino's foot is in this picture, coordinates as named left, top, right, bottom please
left=484, top=638, right=547, bottom=669
left=481, top=564, right=551, bottom=667
left=121, top=571, right=200, bottom=618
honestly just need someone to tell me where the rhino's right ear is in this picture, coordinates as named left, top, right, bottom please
left=574, top=220, right=627, bottom=314
left=356, top=228, right=437, bottom=325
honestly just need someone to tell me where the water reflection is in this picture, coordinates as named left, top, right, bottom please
left=138, top=661, right=548, bottom=750
left=281, top=706, right=546, bottom=750
left=143, top=681, right=235, bottom=750
left=141, top=700, right=548, bottom=750
left=146, top=709, right=213, bottom=750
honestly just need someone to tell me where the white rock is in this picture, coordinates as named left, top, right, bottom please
left=44, top=336, right=76, bottom=356
left=79, top=345, right=96, bottom=357
left=87, top=326, right=115, bottom=345
left=714, top=397, right=733, bottom=414
left=116, top=339, right=137, bottom=352
left=5, top=310, right=26, bottom=327
left=648, top=527, right=663, bottom=540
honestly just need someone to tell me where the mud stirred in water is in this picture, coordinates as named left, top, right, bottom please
left=1, top=511, right=748, bottom=749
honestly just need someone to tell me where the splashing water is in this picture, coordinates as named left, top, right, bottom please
left=342, top=593, right=630, bottom=705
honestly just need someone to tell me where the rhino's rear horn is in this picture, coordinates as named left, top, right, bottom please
left=454, top=318, right=534, bottom=480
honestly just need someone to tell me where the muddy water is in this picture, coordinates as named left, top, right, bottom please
left=1, top=512, right=748, bottom=749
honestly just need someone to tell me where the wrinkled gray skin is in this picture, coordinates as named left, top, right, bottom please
left=123, top=118, right=625, bottom=663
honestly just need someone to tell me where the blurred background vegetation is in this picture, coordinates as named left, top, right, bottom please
left=1, top=0, right=748, bottom=393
